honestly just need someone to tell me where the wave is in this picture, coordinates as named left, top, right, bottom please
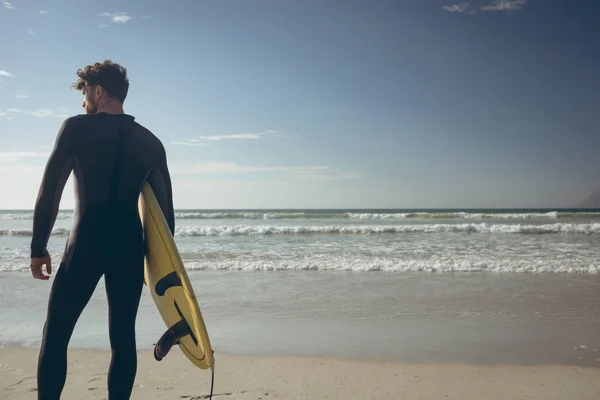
left=347, top=211, right=565, bottom=219
left=163, top=211, right=600, bottom=220
left=180, top=259, right=600, bottom=273
left=3, top=210, right=600, bottom=221
left=175, top=223, right=600, bottom=236
left=4, top=223, right=599, bottom=237
left=1, top=213, right=73, bottom=220
left=2, top=258, right=598, bottom=273
left=0, top=228, right=70, bottom=236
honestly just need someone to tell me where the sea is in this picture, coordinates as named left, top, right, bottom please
left=1, top=208, right=600, bottom=366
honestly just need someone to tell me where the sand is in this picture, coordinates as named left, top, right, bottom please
left=1, top=346, right=599, bottom=400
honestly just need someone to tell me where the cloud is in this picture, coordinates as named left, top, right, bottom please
left=173, top=130, right=287, bottom=146
left=170, top=140, right=208, bottom=147
left=481, top=0, right=528, bottom=12
left=16, top=90, right=29, bottom=99
left=170, top=161, right=357, bottom=182
left=0, top=70, right=15, bottom=78
left=443, top=2, right=472, bottom=12
left=99, top=11, right=132, bottom=24
left=99, top=24, right=110, bottom=28
left=39, top=10, right=49, bottom=14
left=142, top=15, right=152, bottom=19
left=0, top=108, right=69, bottom=119
left=27, top=30, right=34, bottom=35
left=0, top=152, right=50, bottom=164
left=444, top=0, right=528, bottom=14
left=3, top=1, right=13, bottom=10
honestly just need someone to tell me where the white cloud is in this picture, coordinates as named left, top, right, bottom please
left=171, top=162, right=325, bottom=175
left=39, top=10, right=49, bottom=14
left=1, top=108, right=69, bottom=119
left=443, top=2, right=472, bottom=12
left=170, top=161, right=357, bottom=182
left=99, top=24, right=110, bottom=28
left=170, top=141, right=208, bottom=147
left=142, top=15, right=152, bottom=19
left=0, top=70, right=15, bottom=78
left=481, top=0, right=528, bottom=12
left=99, top=11, right=131, bottom=24
left=3, top=1, right=13, bottom=10
left=444, top=0, right=528, bottom=14
left=16, top=90, right=29, bottom=99
left=174, top=130, right=287, bottom=146
left=27, top=30, right=34, bottom=35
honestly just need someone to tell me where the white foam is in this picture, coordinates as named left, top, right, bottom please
left=1, top=213, right=72, bottom=220
left=2, top=210, right=597, bottom=220
left=173, top=223, right=600, bottom=236
left=0, top=228, right=69, bottom=236
left=347, top=211, right=563, bottom=219
left=3, top=223, right=600, bottom=237
left=2, top=257, right=598, bottom=274
left=179, top=258, right=600, bottom=273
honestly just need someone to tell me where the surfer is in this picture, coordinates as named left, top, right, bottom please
left=29, top=60, right=175, bottom=399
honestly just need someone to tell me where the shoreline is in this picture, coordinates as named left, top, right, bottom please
left=2, top=271, right=600, bottom=369
left=2, top=345, right=599, bottom=399
left=3, top=339, right=600, bottom=367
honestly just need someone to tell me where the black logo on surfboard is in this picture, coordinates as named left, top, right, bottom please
left=155, top=271, right=183, bottom=296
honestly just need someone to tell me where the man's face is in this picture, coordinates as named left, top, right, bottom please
left=82, top=83, right=98, bottom=114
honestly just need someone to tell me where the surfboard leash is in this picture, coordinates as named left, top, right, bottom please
left=208, top=364, right=215, bottom=399
left=207, top=352, right=215, bottom=400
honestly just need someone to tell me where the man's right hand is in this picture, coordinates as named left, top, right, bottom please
left=30, top=255, right=52, bottom=280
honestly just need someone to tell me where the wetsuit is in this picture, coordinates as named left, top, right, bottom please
left=30, top=112, right=175, bottom=400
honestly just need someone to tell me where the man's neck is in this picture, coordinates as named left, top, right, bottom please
left=98, top=101, right=124, bottom=114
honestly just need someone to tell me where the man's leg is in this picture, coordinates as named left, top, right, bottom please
left=104, top=255, right=144, bottom=400
left=37, top=258, right=104, bottom=400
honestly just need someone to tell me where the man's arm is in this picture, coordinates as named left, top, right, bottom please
left=30, top=118, right=76, bottom=259
left=160, top=146, right=175, bottom=235
left=148, top=142, right=175, bottom=235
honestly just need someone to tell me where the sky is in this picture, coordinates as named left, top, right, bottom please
left=1, top=0, right=599, bottom=210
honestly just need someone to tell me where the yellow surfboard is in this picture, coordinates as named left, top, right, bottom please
left=138, top=181, right=214, bottom=371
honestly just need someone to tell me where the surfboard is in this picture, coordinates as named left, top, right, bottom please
left=137, top=181, right=214, bottom=370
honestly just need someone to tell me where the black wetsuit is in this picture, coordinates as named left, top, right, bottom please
left=30, top=112, right=175, bottom=400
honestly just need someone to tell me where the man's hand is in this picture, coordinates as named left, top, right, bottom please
left=30, top=255, right=52, bottom=280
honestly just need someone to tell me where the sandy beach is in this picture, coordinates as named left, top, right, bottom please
left=2, top=270, right=600, bottom=399
left=0, top=346, right=598, bottom=400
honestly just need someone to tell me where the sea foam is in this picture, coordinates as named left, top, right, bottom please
left=2, top=210, right=599, bottom=221
left=3, top=223, right=600, bottom=237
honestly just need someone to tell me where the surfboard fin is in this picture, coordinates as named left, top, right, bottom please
left=154, top=319, right=192, bottom=361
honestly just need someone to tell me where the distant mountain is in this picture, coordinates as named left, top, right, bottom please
left=578, top=186, right=600, bottom=208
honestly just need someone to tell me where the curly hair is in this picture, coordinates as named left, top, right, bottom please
left=73, top=59, right=129, bottom=103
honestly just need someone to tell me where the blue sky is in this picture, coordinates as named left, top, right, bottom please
left=1, top=0, right=599, bottom=209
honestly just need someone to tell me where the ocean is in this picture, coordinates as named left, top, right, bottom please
left=1, top=209, right=600, bottom=366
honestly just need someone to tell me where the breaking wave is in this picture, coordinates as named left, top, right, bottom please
left=2, top=210, right=600, bottom=221
left=3, top=223, right=600, bottom=237
left=2, top=257, right=598, bottom=274
left=173, top=223, right=600, bottom=236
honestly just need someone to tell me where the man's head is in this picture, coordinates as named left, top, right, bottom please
left=73, top=60, right=129, bottom=114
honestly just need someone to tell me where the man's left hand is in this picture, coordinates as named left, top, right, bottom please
left=30, top=255, right=52, bottom=280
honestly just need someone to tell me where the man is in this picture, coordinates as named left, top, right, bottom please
left=29, top=60, right=175, bottom=399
